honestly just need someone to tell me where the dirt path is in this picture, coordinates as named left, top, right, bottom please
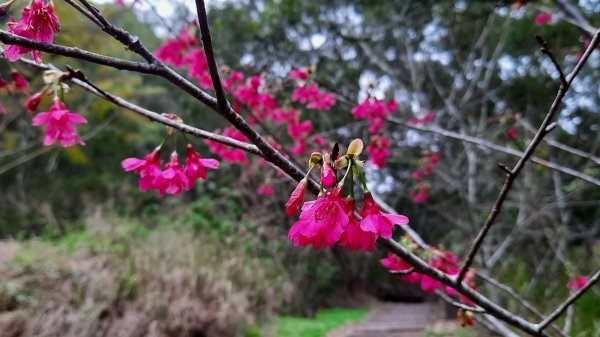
left=328, top=302, right=451, bottom=337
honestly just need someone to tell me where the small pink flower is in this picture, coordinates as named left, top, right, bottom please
left=567, top=276, right=589, bottom=290
left=156, top=152, right=189, bottom=196
left=4, top=0, right=61, bottom=63
left=352, top=98, right=397, bottom=132
left=205, top=127, right=250, bottom=163
left=288, top=186, right=348, bottom=248
left=290, top=68, right=310, bottom=80
left=258, top=183, right=275, bottom=196
left=31, top=98, right=87, bottom=147
left=286, top=178, right=307, bottom=216
left=358, top=193, right=408, bottom=239
left=11, top=71, right=29, bottom=91
left=184, top=144, right=219, bottom=190
left=412, top=170, right=423, bottom=179
left=26, top=92, right=42, bottom=113
left=122, top=149, right=162, bottom=192
left=507, top=126, right=518, bottom=140
left=535, top=12, right=553, bottom=25
left=0, top=103, right=6, bottom=115
left=313, top=136, right=328, bottom=146
left=368, top=135, right=391, bottom=168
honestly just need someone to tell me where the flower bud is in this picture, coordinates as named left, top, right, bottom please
left=309, top=151, right=323, bottom=168
left=26, top=93, right=42, bottom=113
left=285, top=178, right=307, bottom=216
left=346, top=138, right=364, bottom=158
left=333, top=156, right=348, bottom=170
left=321, top=162, right=336, bottom=187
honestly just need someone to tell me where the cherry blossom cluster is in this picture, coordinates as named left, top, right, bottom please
left=3, top=0, right=60, bottom=64
left=122, top=115, right=219, bottom=196
left=285, top=139, right=409, bottom=251
left=408, top=151, right=441, bottom=203
left=380, top=240, right=477, bottom=324
left=25, top=70, right=88, bottom=147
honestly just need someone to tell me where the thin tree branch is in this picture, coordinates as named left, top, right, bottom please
left=536, top=269, right=600, bottom=332
left=195, top=0, right=230, bottom=112
left=534, top=34, right=568, bottom=87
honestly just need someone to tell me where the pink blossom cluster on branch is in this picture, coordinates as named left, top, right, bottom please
left=286, top=139, right=409, bottom=251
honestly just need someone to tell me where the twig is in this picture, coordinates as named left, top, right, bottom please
left=536, top=269, right=600, bottom=332
left=390, top=268, right=415, bottom=276
left=534, top=34, right=567, bottom=86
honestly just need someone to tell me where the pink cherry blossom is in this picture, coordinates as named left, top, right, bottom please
left=368, top=134, right=391, bottom=168
left=184, top=144, right=219, bottom=190
left=31, top=98, right=87, bottom=147
left=4, top=0, right=61, bottom=64
left=290, top=68, right=310, bottom=80
left=288, top=186, right=349, bottom=249
left=292, top=83, right=335, bottom=110
left=155, top=29, right=197, bottom=67
left=410, top=184, right=430, bottom=203
left=567, top=276, right=589, bottom=290
left=412, top=170, right=423, bottom=179
left=358, top=193, right=408, bottom=239
left=122, top=149, right=162, bottom=192
left=352, top=98, right=397, bottom=132
left=258, top=183, right=275, bottom=196
left=535, top=12, right=553, bottom=25
left=380, top=253, right=422, bottom=283
left=507, top=126, right=518, bottom=140
left=11, top=71, right=29, bottom=91
left=155, top=152, right=189, bottom=196
left=205, top=127, right=250, bottom=163
left=339, top=198, right=378, bottom=251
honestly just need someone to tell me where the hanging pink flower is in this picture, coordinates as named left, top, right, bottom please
left=155, top=152, right=189, bottom=196
left=567, top=276, right=589, bottom=290
left=340, top=197, right=378, bottom=251
left=358, top=193, right=409, bottom=239
left=26, top=92, right=42, bottom=113
left=535, top=12, right=553, bottom=25
left=288, top=186, right=348, bottom=248
left=184, top=144, right=219, bottom=189
left=122, top=148, right=162, bottom=192
left=285, top=178, right=307, bottom=216
left=4, top=0, right=61, bottom=64
left=31, top=98, right=87, bottom=147
left=11, top=71, right=29, bottom=91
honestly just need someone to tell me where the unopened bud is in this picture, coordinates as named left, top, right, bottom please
left=333, top=156, right=348, bottom=170
left=309, top=152, right=323, bottom=167
left=346, top=138, right=364, bottom=158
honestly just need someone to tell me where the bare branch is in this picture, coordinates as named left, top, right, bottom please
left=456, top=29, right=600, bottom=282
left=534, top=34, right=567, bottom=86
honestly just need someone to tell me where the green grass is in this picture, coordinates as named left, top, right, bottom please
left=266, top=308, right=368, bottom=337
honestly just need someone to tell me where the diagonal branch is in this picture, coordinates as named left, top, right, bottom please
left=536, top=269, right=600, bottom=332
left=456, top=29, right=600, bottom=283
